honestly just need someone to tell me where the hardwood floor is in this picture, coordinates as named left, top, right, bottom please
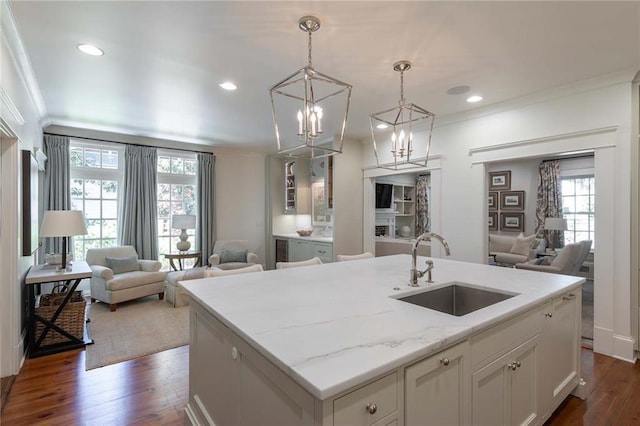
left=1, top=346, right=188, bottom=425
left=1, top=345, right=638, bottom=425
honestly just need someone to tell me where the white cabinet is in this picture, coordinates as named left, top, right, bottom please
left=472, top=334, right=541, bottom=426
left=334, top=372, right=399, bottom=426
left=187, top=302, right=315, bottom=426
left=283, top=160, right=310, bottom=215
left=541, top=291, right=581, bottom=418
left=405, top=341, right=470, bottom=426
left=288, top=239, right=333, bottom=263
left=289, top=239, right=314, bottom=262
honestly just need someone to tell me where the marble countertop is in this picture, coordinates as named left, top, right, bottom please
left=273, top=233, right=333, bottom=243
left=181, top=254, right=583, bottom=400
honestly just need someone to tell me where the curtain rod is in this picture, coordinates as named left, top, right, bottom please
left=44, top=132, right=212, bottom=155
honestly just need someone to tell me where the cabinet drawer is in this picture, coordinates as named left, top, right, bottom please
left=471, top=305, right=543, bottom=370
left=333, top=372, right=398, bottom=426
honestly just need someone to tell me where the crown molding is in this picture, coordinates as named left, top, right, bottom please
left=1, top=1, right=47, bottom=121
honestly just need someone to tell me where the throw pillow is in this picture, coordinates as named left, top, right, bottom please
left=105, top=256, right=140, bottom=274
left=510, top=233, right=536, bottom=257
left=220, top=249, right=248, bottom=263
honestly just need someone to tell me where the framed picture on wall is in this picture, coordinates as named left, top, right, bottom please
left=500, top=190, right=525, bottom=210
left=488, top=212, right=498, bottom=231
left=500, top=212, right=524, bottom=232
left=489, top=171, right=511, bottom=191
left=488, top=192, right=498, bottom=210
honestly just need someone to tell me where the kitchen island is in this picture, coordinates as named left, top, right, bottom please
left=181, top=254, right=584, bottom=426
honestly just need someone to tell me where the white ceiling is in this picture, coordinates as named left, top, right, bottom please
left=9, top=1, right=640, bottom=151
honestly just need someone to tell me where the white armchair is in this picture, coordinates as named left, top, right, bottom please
left=86, top=245, right=166, bottom=311
left=208, top=240, right=259, bottom=270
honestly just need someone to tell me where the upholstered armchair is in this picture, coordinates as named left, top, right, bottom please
left=515, top=240, right=592, bottom=276
left=86, top=245, right=166, bottom=311
left=208, top=240, right=259, bottom=270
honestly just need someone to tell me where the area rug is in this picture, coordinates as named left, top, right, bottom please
left=85, top=296, right=189, bottom=370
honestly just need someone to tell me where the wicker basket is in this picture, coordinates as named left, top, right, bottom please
left=35, top=287, right=86, bottom=346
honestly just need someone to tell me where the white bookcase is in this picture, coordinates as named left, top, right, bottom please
left=376, top=183, right=416, bottom=238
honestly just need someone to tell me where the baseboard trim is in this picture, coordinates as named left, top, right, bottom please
left=593, top=326, right=636, bottom=362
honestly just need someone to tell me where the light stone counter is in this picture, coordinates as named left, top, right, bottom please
left=273, top=233, right=333, bottom=243
left=181, top=254, right=583, bottom=400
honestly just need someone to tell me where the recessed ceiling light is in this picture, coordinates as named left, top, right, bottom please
left=77, top=44, right=104, bottom=56
left=467, top=95, right=483, bottom=103
left=219, top=82, right=237, bottom=91
left=376, top=123, right=389, bottom=129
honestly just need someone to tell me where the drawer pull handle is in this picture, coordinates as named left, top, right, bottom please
left=440, top=357, right=450, bottom=366
left=508, top=362, right=517, bottom=371
left=545, top=312, right=553, bottom=318
left=231, top=346, right=238, bottom=360
left=563, top=294, right=576, bottom=301
left=516, top=361, right=521, bottom=368
left=366, top=403, right=377, bottom=415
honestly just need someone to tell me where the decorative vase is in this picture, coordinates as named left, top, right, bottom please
left=399, top=225, right=411, bottom=238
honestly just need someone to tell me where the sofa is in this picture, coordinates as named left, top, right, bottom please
left=489, top=233, right=547, bottom=267
left=86, top=245, right=166, bottom=311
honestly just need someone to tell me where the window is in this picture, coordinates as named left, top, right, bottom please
left=70, top=142, right=123, bottom=260
left=157, top=151, right=197, bottom=269
left=561, top=176, right=595, bottom=249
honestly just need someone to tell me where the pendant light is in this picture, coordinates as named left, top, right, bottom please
left=270, top=16, right=352, bottom=159
left=370, top=60, right=435, bottom=170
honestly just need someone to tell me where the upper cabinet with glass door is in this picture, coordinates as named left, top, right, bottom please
left=311, top=157, right=334, bottom=225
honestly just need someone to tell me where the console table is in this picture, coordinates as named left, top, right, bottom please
left=25, top=261, right=93, bottom=358
left=164, top=251, right=202, bottom=271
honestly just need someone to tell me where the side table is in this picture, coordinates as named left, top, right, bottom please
left=25, top=261, right=93, bottom=358
left=164, top=251, right=202, bottom=271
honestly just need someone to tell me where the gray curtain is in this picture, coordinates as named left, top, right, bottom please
left=119, top=145, right=159, bottom=259
left=535, top=160, right=564, bottom=247
left=197, top=152, right=216, bottom=264
left=415, top=174, right=431, bottom=235
left=42, top=135, right=71, bottom=255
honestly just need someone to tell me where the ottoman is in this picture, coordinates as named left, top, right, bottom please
left=165, top=267, right=210, bottom=307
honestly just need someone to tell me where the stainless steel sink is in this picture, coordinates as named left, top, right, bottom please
left=398, top=283, right=516, bottom=316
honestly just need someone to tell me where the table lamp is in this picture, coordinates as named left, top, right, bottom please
left=39, top=210, right=88, bottom=271
left=544, top=217, right=567, bottom=252
left=172, top=214, right=196, bottom=252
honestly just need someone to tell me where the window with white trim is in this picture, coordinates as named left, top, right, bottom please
left=157, top=151, right=198, bottom=270
left=561, top=175, right=595, bottom=249
left=70, top=141, right=124, bottom=260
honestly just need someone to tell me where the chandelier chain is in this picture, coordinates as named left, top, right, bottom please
left=308, top=29, right=313, bottom=67
left=399, top=69, right=406, bottom=106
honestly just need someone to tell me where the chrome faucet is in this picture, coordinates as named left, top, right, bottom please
left=410, top=232, right=452, bottom=287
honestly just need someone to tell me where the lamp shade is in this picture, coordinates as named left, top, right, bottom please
left=172, top=214, right=196, bottom=230
left=544, top=217, right=567, bottom=231
left=39, top=210, right=88, bottom=237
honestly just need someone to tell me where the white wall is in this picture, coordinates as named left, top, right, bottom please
left=362, top=76, right=636, bottom=361
left=213, top=148, right=266, bottom=265
left=1, top=2, right=45, bottom=377
left=334, top=138, right=364, bottom=257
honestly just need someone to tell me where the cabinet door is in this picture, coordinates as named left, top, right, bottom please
left=288, top=240, right=313, bottom=262
left=509, top=334, right=540, bottom=426
left=313, top=242, right=333, bottom=263
left=405, top=341, right=470, bottom=426
left=472, top=334, right=541, bottom=426
left=189, top=305, right=232, bottom=426
left=284, top=161, right=296, bottom=213
left=543, top=291, right=581, bottom=414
